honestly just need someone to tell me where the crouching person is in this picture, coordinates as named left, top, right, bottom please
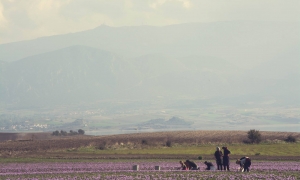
left=179, top=160, right=188, bottom=170
left=204, top=161, right=215, bottom=170
left=236, top=157, right=251, bottom=172
left=185, top=160, right=199, bottom=170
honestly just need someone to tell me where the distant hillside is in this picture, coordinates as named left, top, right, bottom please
left=135, top=117, right=192, bottom=130
left=0, top=45, right=241, bottom=107
left=0, top=21, right=298, bottom=65
left=0, top=21, right=299, bottom=108
left=0, top=45, right=135, bottom=106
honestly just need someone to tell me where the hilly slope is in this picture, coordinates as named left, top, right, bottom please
left=0, top=45, right=248, bottom=107
left=0, top=21, right=299, bottom=108
left=1, top=46, right=133, bottom=106
left=1, top=21, right=299, bottom=67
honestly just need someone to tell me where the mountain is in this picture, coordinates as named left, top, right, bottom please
left=245, top=47, right=300, bottom=105
left=0, top=61, right=8, bottom=105
left=1, top=21, right=299, bottom=68
left=114, top=54, right=240, bottom=100
left=250, top=46, right=300, bottom=79
left=135, top=117, right=192, bottom=130
left=0, top=45, right=244, bottom=107
left=0, top=21, right=299, bottom=108
left=0, top=45, right=136, bottom=107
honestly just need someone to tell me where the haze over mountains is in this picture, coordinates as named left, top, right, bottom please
left=0, top=21, right=299, bottom=109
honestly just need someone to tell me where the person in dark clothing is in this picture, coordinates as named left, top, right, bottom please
left=236, top=157, right=251, bottom=172
left=214, top=146, right=223, bottom=170
left=222, top=146, right=231, bottom=171
left=185, top=160, right=199, bottom=170
left=204, top=161, right=215, bottom=170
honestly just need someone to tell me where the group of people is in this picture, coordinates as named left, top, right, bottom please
left=213, top=146, right=231, bottom=171
left=208, top=146, right=252, bottom=172
left=179, top=146, right=252, bottom=172
left=212, top=146, right=231, bottom=171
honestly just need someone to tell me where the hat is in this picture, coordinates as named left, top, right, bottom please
left=216, top=147, right=220, bottom=151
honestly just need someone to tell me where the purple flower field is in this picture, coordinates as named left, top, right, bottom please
left=0, top=161, right=299, bottom=179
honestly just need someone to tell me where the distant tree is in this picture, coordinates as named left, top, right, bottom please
left=52, top=130, right=59, bottom=136
left=247, top=129, right=262, bottom=144
left=60, top=130, right=67, bottom=136
left=141, top=139, right=148, bottom=145
left=98, top=141, right=107, bottom=150
left=285, top=135, right=296, bottom=143
left=166, top=140, right=172, bottom=147
left=78, top=129, right=85, bottom=135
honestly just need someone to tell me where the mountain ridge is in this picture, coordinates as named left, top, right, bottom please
left=1, top=21, right=299, bottom=64
left=0, top=21, right=299, bottom=108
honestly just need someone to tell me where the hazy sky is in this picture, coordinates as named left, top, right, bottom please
left=0, top=0, right=299, bottom=44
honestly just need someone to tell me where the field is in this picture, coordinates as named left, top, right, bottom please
left=0, top=161, right=299, bottom=179
left=0, top=130, right=300, bottom=179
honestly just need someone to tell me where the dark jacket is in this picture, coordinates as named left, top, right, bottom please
left=240, top=157, right=251, bottom=167
left=223, top=148, right=231, bottom=156
left=205, top=161, right=214, bottom=170
left=186, top=160, right=198, bottom=169
left=214, top=150, right=223, bottom=161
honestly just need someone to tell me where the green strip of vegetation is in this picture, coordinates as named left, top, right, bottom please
left=74, top=143, right=300, bottom=156
left=1, top=143, right=299, bottom=163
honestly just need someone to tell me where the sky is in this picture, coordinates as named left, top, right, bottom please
left=0, top=0, right=299, bottom=44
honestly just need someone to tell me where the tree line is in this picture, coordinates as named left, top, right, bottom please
left=52, top=129, right=85, bottom=136
left=247, top=129, right=296, bottom=143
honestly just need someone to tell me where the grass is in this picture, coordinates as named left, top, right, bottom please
left=1, top=143, right=299, bottom=163
left=73, top=143, right=300, bottom=156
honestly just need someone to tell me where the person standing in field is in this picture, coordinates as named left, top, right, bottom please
left=214, top=147, right=223, bottom=170
left=236, top=157, right=252, bottom=172
left=222, top=146, right=231, bottom=171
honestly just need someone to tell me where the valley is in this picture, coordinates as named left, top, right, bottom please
left=1, top=103, right=299, bottom=134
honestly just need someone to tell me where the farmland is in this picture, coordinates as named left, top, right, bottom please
left=0, top=130, right=299, bottom=179
left=0, top=161, right=299, bottom=179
